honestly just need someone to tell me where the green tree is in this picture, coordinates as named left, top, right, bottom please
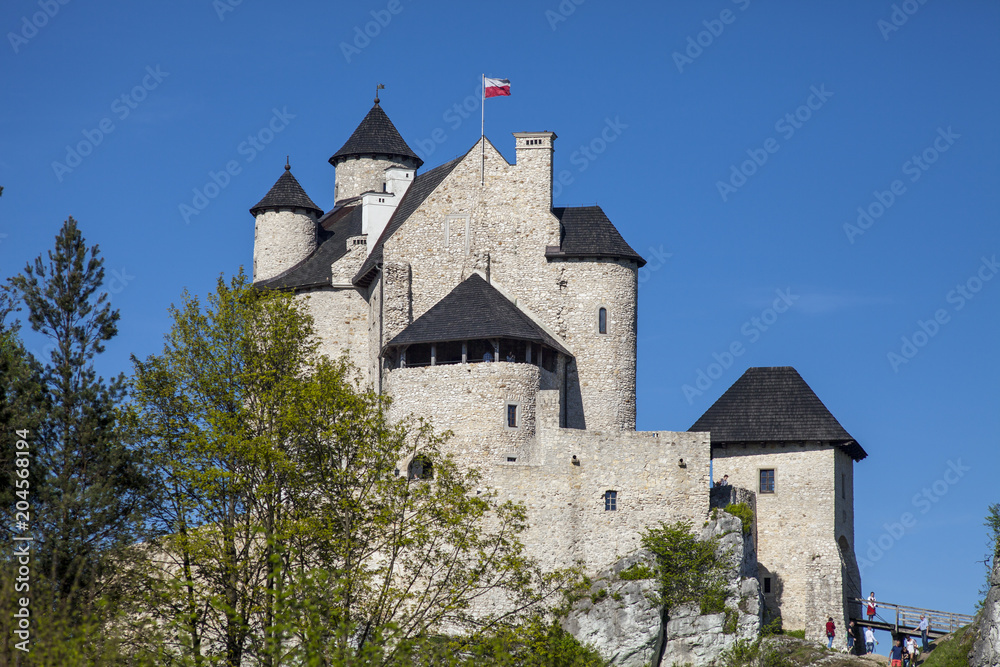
left=640, top=521, right=727, bottom=615
left=123, top=273, right=566, bottom=666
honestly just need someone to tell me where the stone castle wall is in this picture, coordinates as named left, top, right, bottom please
left=298, top=287, right=370, bottom=382
left=711, top=443, right=851, bottom=641
left=379, top=138, right=638, bottom=432
left=334, top=155, right=417, bottom=202
left=253, top=208, right=317, bottom=282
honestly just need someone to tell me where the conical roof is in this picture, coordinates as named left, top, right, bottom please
left=329, top=102, right=423, bottom=167
left=690, top=366, right=867, bottom=460
left=250, top=164, right=323, bottom=217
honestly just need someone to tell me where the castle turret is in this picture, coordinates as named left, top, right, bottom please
left=250, top=161, right=323, bottom=282
left=512, top=131, right=556, bottom=211
left=329, top=96, right=423, bottom=202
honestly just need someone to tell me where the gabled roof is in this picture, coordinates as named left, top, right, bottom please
left=689, top=366, right=867, bottom=461
left=353, top=154, right=465, bottom=287
left=545, top=206, right=645, bottom=266
left=386, top=273, right=570, bottom=356
left=250, top=165, right=323, bottom=217
left=254, top=205, right=362, bottom=290
left=329, top=102, right=423, bottom=168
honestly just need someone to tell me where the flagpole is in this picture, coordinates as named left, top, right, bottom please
left=481, top=73, right=485, bottom=186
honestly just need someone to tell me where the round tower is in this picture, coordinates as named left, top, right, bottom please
left=250, top=161, right=324, bottom=282
left=328, top=95, right=423, bottom=202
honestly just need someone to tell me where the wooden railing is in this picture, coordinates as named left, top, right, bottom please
left=851, top=598, right=975, bottom=636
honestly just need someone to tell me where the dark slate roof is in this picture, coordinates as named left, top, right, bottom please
left=329, top=102, right=423, bottom=168
left=386, top=273, right=570, bottom=356
left=250, top=165, right=323, bottom=217
left=353, top=155, right=464, bottom=287
left=545, top=206, right=645, bottom=267
left=254, top=205, right=362, bottom=290
left=689, top=367, right=867, bottom=461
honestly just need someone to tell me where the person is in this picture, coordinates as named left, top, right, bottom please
left=482, top=350, right=493, bottom=362
left=901, top=641, right=911, bottom=667
left=866, top=592, right=877, bottom=622
left=905, top=636, right=918, bottom=664
left=889, top=639, right=904, bottom=667
left=864, top=626, right=876, bottom=654
left=846, top=620, right=856, bottom=652
left=506, top=351, right=515, bottom=363
left=718, top=474, right=730, bottom=487
left=918, top=615, right=929, bottom=651
left=825, top=617, right=836, bottom=648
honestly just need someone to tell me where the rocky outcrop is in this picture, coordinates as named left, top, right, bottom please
left=970, top=553, right=1000, bottom=667
left=562, top=512, right=763, bottom=667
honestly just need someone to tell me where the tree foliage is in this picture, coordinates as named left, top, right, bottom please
left=640, top=520, right=727, bottom=615
left=122, top=272, right=567, bottom=666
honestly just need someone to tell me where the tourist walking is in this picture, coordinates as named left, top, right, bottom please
left=864, top=626, right=876, bottom=654
left=905, top=636, right=918, bottom=664
left=825, top=617, right=836, bottom=649
left=847, top=620, right=856, bottom=652
left=889, top=639, right=904, bottom=667
left=866, top=592, right=877, bottom=622
left=918, top=615, right=929, bottom=651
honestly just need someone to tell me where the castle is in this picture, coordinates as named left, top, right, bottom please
left=248, top=96, right=867, bottom=641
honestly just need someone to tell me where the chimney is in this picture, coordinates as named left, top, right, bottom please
left=512, top=131, right=556, bottom=210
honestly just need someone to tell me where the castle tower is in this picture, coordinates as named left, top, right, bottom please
left=250, top=161, right=324, bottom=282
left=329, top=97, right=423, bottom=202
left=691, top=367, right=867, bottom=642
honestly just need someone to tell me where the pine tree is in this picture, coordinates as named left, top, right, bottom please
left=9, top=217, right=148, bottom=608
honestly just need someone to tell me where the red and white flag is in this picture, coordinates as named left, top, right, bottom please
left=484, top=77, right=511, bottom=98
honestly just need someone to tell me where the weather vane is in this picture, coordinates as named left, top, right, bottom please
left=375, top=83, right=384, bottom=105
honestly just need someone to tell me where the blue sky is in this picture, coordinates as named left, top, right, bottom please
left=2, top=0, right=998, bottom=633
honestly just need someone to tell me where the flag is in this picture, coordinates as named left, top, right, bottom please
left=484, top=77, right=511, bottom=98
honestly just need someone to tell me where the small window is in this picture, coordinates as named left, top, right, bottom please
left=763, top=577, right=771, bottom=594
left=598, top=307, right=608, bottom=335
left=506, top=404, right=519, bottom=429
left=408, top=455, right=433, bottom=481
left=841, top=473, right=846, bottom=499
left=760, top=469, right=775, bottom=494
left=604, top=490, right=617, bottom=511
left=506, top=456, right=517, bottom=462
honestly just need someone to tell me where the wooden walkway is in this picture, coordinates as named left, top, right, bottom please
left=850, top=598, right=975, bottom=639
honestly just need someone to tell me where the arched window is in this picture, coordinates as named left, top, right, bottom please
left=598, top=307, right=608, bottom=335
left=408, top=454, right=433, bottom=481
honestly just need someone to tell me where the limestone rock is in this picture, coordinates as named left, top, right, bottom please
left=970, top=554, right=1000, bottom=667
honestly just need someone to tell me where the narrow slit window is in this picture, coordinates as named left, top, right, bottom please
left=598, top=307, right=608, bottom=334
left=759, top=469, right=775, bottom=494
left=763, top=577, right=771, bottom=594
left=604, top=490, right=617, bottom=511
left=507, top=404, right=518, bottom=428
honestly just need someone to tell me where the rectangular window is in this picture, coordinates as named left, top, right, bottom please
left=507, top=404, right=518, bottom=428
left=842, top=473, right=846, bottom=499
left=604, top=490, right=617, bottom=511
left=759, top=469, right=775, bottom=494
left=763, top=577, right=771, bottom=594
left=598, top=307, right=608, bottom=334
